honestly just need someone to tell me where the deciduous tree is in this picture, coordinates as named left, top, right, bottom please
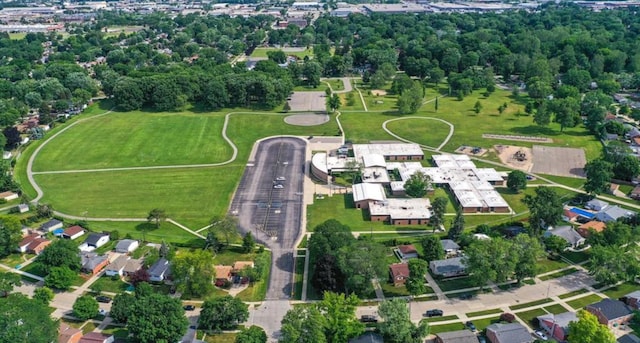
left=337, top=239, right=387, bottom=296
left=420, top=235, right=444, bottom=262
left=405, top=259, right=428, bottom=296
left=317, top=292, right=364, bottom=343
left=73, top=295, right=99, bottom=320
left=0, top=215, right=22, bottom=259
left=523, top=187, right=563, bottom=235
left=448, top=209, right=464, bottom=241
left=403, top=171, right=431, bottom=198
left=236, top=325, right=267, bottom=343
left=430, top=197, right=448, bottom=232
left=209, top=215, right=240, bottom=247
left=110, top=292, right=135, bottom=324
left=378, top=298, right=429, bottom=343
left=242, top=232, right=255, bottom=253
left=199, top=296, right=249, bottom=331
left=0, top=294, right=58, bottom=343
left=567, top=310, right=616, bottom=343
left=584, top=158, right=613, bottom=195
left=147, top=208, right=166, bottom=229
left=37, top=238, right=81, bottom=272
left=280, top=305, right=327, bottom=343
left=171, top=249, right=215, bottom=298
left=44, top=266, right=76, bottom=290
left=506, top=170, right=527, bottom=193
left=127, top=293, right=188, bottom=343
left=32, top=286, right=54, bottom=305
left=0, top=271, right=20, bottom=297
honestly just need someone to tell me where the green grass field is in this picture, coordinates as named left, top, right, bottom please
left=602, top=282, right=640, bottom=299
left=86, top=221, right=200, bottom=245
left=250, top=47, right=313, bottom=59
left=566, top=294, right=604, bottom=310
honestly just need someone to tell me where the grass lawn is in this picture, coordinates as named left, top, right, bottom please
left=383, top=118, right=453, bottom=149
left=202, top=332, right=238, bottom=343
left=8, top=32, right=26, bottom=40
left=471, top=316, right=502, bottom=332
left=235, top=251, right=271, bottom=302
left=567, top=294, right=604, bottom=310
left=33, top=111, right=233, bottom=171
left=102, top=325, right=129, bottom=339
left=429, top=322, right=465, bottom=334
left=424, top=314, right=459, bottom=323
left=293, top=255, right=305, bottom=300
left=510, top=298, right=553, bottom=311
left=536, top=258, right=570, bottom=275
left=92, top=276, right=130, bottom=293
left=381, top=282, right=410, bottom=297
left=21, top=262, right=47, bottom=277
left=466, top=308, right=503, bottom=318
left=559, top=288, right=589, bottom=299
left=250, top=47, right=313, bottom=59
left=515, top=308, right=546, bottom=328
left=603, top=282, right=640, bottom=299
left=539, top=267, right=578, bottom=281
left=543, top=304, right=569, bottom=314
left=87, top=221, right=199, bottom=245
left=436, top=276, right=477, bottom=292
left=324, top=79, right=345, bottom=91
left=560, top=250, right=591, bottom=264
left=0, top=253, right=27, bottom=268
left=212, top=246, right=257, bottom=266
left=81, top=322, right=97, bottom=334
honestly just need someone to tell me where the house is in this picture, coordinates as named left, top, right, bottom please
left=631, top=185, right=640, bottom=200
left=623, top=291, right=640, bottom=310
left=485, top=323, right=533, bottom=343
left=397, top=244, right=418, bottom=260
left=40, top=219, right=63, bottom=232
left=577, top=221, right=606, bottom=238
left=58, top=323, right=83, bottom=343
left=619, top=334, right=640, bottom=343
left=232, top=261, right=255, bottom=273
left=62, top=225, right=85, bottom=240
left=115, top=239, right=139, bottom=253
left=214, top=265, right=233, bottom=282
left=105, top=255, right=129, bottom=277
left=0, top=191, right=18, bottom=201
left=586, top=199, right=609, bottom=211
left=585, top=298, right=634, bottom=328
left=441, top=239, right=460, bottom=257
left=348, top=332, right=384, bottom=343
left=79, top=332, right=114, bottom=343
left=562, top=208, right=579, bottom=222
left=389, top=262, right=410, bottom=286
left=544, top=226, right=586, bottom=249
left=79, top=233, right=110, bottom=251
left=122, top=258, right=143, bottom=276
left=17, top=204, right=28, bottom=213
left=435, top=330, right=479, bottom=343
left=596, top=205, right=635, bottom=223
left=80, top=252, right=109, bottom=275
left=536, top=311, right=577, bottom=342
left=626, top=127, right=640, bottom=138
left=17, top=233, right=51, bottom=255
left=148, top=258, right=170, bottom=282
left=429, top=257, right=466, bottom=278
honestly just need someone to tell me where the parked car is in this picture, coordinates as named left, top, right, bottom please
left=98, top=309, right=108, bottom=316
left=534, top=330, right=548, bottom=341
left=477, top=336, right=487, bottom=343
left=183, top=305, right=195, bottom=311
left=459, top=293, right=473, bottom=300
left=424, top=309, right=443, bottom=317
left=360, top=315, right=378, bottom=323
left=275, top=176, right=286, bottom=181
left=465, top=321, right=477, bottom=332
left=96, top=295, right=112, bottom=303
left=273, top=184, right=284, bottom=189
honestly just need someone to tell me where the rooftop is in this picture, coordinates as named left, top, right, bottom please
left=352, top=183, right=386, bottom=203
left=368, top=198, right=431, bottom=220
left=587, top=298, right=632, bottom=320
left=352, top=143, right=423, bottom=160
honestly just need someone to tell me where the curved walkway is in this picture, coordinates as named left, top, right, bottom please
left=382, top=116, right=454, bottom=151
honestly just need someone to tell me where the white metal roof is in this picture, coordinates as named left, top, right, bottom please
left=352, top=183, right=386, bottom=203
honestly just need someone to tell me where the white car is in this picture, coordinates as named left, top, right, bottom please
left=98, top=309, right=108, bottom=316
left=273, top=184, right=284, bottom=189
left=275, top=176, right=286, bottom=181
left=534, top=330, right=548, bottom=341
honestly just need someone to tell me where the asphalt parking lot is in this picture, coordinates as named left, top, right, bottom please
left=229, top=137, right=306, bottom=300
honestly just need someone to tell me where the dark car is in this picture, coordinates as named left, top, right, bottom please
left=360, top=315, right=378, bottom=323
left=96, top=295, right=112, bottom=303
left=465, top=321, right=477, bottom=332
left=477, top=336, right=487, bottom=343
left=425, top=309, right=443, bottom=317
left=459, top=293, right=473, bottom=300
left=183, top=305, right=195, bottom=311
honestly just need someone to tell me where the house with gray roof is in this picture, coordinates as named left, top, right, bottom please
left=79, top=233, right=110, bottom=252
left=148, top=257, right=170, bottom=282
left=429, top=257, right=466, bottom=278
left=348, top=332, right=383, bottom=343
left=537, top=311, right=577, bottom=342
left=624, top=290, right=640, bottom=310
left=80, top=252, right=109, bottom=275
left=619, top=334, right=640, bottom=343
left=586, top=298, right=633, bottom=328
left=486, top=323, right=532, bottom=343
left=435, top=329, right=478, bottom=343
left=586, top=199, right=609, bottom=211
left=40, top=218, right=63, bottom=232
left=115, top=239, right=139, bottom=253
left=544, top=226, right=585, bottom=248
left=105, top=255, right=129, bottom=277
left=440, top=239, right=460, bottom=257
left=596, top=205, right=635, bottom=223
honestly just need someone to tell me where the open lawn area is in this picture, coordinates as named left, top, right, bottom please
left=544, top=304, right=569, bottom=314
left=202, top=332, right=238, bottom=343
left=429, top=322, right=465, bottom=334
left=539, top=267, right=578, bottom=281
left=381, top=283, right=411, bottom=297
left=250, top=47, right=313, bottom=59
left=21, top=261, right=47, bottom=277
left=92, top=276, right=130, bottom=293
left=102, top=325, right=129, bottom=340
left=88, top=221, right=200, bottom=245
left=567, top=294, right=604, bottom=310
left=559, top=288, right=589, bottom=299
left=436, top=276, right=477, bottom=292
left=536, top=258, right=570, bottom=275
left=515, top=308, right=546, bottom=328
left=0, top=253, right=29, bottom=268
left=603, top=282, right=640, bottom=299
left=8, top=32, right=26, bottom=40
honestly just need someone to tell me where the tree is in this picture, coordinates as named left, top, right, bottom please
left=280, top=306, right=327, bottom=343
left=430, top=197, right=448, bottom=232
left=110, top=292, right=135, bottom=324
left=584, top=158, right=613, bottom=195
left=200, top=296, right=249, bottom=331
left=236, top=326, right=267, bottom=343
left=3, top=126, right=21, bottom=149
left=378, top=298, right=429, bottom=343
left=204, top=231, right=223, bottom=253
left=506, top=170, right=527, bottom=193
left=544, top=235, right=569, bottom=255
left=511, top=234, right=544, bottom=284
left=129, top=268, right=150, bottom=286
left=534, top=101, right=552, bottom=126
left=612, top=154, right=640, bottom=182
left=397, top=81, right=422, bottom=114
left=210, top=215, right=240, bottom=247
left=403, top=171, right=431, bottom=198
left=448, top=209, right=464, bottom=241
left=317, top=292, right=364, bottom=343
left=587, top=245, right=640, bottom=285
left=473, top=101, right=482, bottom=114
left=33, top=286, right=54, bottom=305
left=0, top=271, right=20, bottom=297
left=327, top=93, right=340, bottom=112
left=523, top=187, right=563, bottom=235
left=567, top=310, right=616, bottom=343
left=147, top=208, right=166, bottom=229
left=172, top=249, right=215, bottom=298
left=73, top=295, right=99, bottom=320
left=405, top=259, right=428, bottom=296
left=0, top=294, right=58, bottom=343
left=464, top=237, right=517, bottom=288
left=420, top=236, right=444, bottom=262
left=242, top=232, right=255, bottom=253
left=302, top=61, right=322, bottom=87
left=44, top=266, right=76, bottom=290
left=113, top=77, right=144, bottom=111
left=35, top=203, right=53, bottom=218
left=0, top=215, right=22, bottom=259
left=37, top=239, right=81, bottom=272
left=337, top=240, right=388, bottom=296
left=127, top=293, right=188, bottom=343
left=391, top=74, right=415, bottom=95
left=312, top=254, right=345, bottom=294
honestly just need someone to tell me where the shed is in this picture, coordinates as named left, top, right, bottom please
left=441, top=239, right=460, bottom=256
left=62, top=225, right=85, bottom=240
left=40, top=219, right=63, bottom=232
left=115, top=239, right=139, bottom=253
left=17, top=204, right=28, bottom=213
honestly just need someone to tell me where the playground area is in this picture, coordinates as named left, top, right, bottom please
left=495, top=145, right=533, bottom=171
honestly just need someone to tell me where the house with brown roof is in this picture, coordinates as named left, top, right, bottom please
left=214, top=265, right=233, bottom=282
left=105, top=255, right=129, bottom=277
left=562, top=208, right=579, bottom=222
left=397, top=244, right=418, bottom=260
left=58, top=323, right=83, bottom=343
left=389, top=262, right=410, bottom=287
left=62, top=225, right=85, bottom=240
left=232, top=261, right=255, bottom=273
left=17, top=233, right=51, bottom=255
left=577, top=221, right=606, bottom=238
left=79, top=332, right=114, bottom=343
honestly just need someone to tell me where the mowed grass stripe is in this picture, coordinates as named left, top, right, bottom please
left=33, top=112, right=232, bottom=171
left=34, top=165, right=242, bottom=229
